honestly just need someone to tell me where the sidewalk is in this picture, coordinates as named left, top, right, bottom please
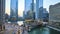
left=0, top=30, right=6, bottom=34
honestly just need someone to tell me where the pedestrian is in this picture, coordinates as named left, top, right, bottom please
left=18, top=30, right=20, bottom=34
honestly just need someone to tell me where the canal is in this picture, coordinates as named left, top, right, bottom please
left=28, top=27, right=60, bottom=34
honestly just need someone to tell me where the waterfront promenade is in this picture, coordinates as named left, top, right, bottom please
left=0, top=23, right=28, bottom=34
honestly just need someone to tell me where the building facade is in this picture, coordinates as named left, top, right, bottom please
left=49, top=3, right=60, bottom=27
left=25, top=0, right=34, bottom=14
left=35, top=0, right=43, bottom=20
left=10, top=0, right=18, bottom=22
left=0, top=0, right=5, bottom=31
left=25, top=0, right=35, bottom=20
left=43, top=8, right=49, bottom=22
left=25, top=0, right=43, bottom=20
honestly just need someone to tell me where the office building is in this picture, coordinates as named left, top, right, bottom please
left=25, top=0, right=34, bottom=13
left=43, top=8, right=49, bottom=22
left=10, top=0, right=18, bottom=22
left=25, top=0, right=35, bottom=20
left=49, top=3, right=60, bottom=26
left=35, top=0, right=43, bottom=20
left=0, top=0, right=5, bottom=31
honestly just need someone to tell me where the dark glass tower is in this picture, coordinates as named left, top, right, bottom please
left=0, top=0, right=5, bottom=31
left=10, top=0, right=18, bottom=22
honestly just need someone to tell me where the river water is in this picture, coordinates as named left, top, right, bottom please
left=28, top=27, right=60, bottom=34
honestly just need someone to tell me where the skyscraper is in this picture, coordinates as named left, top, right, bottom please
left=35, top=0, right=43, bottom=20
left=25, top=0, right=35, bottom=20
left=0, top=0, right=5, bottom=31
left=43, top=8, right=49, bottom=22
left=10, top=0, right=18, bottom=22
left=25, top=0, right=34, bottom=14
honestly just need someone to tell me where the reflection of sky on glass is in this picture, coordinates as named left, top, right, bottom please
left=11, top=0, right=17, bottom=10
left=39, top=0, right=43, bottom=8
left=34, top=0, right=36, bottom=3
left=25, top=0, right=32, bottom=12
left=10, top=0, right=18, bottom=16
left=25, top=0, right=43, bottom=12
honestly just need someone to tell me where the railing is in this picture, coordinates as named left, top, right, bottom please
left=47, top=25, right=60, bottom=32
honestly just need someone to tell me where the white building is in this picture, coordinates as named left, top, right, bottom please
left=49, top=3, right=60, bottom=25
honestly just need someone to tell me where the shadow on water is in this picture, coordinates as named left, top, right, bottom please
left=28, top=27, right=60, bottom=34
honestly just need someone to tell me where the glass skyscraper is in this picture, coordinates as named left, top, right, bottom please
left=25, top=0, right=35, bottom=19
left=25, top=0, right=34, bottom=14
left=10, top=0, right=18, bottom=22
left=25, top=0, right=43, bottom=20
left=35, top=0, right=43, bottom=20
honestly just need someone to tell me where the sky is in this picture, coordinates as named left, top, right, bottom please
left=5, top=0, right=60, bottom=16
left=43, top=0, right=60, bottom=12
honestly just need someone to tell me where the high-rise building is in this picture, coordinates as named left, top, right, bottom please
left=35, top=0, right=43, bottom=20
left=0, top=0, right=5, bottom=31
left=10, top=0, right=18, bottom=22
left=25, top=10, right=35, bottom=20
left=25, top=0, right=34, bottom=12
left=43, top=8, right=49, bottom=22
left=49, top=3, right=60, bottom=26
left=25, top=0, right=43, bottom=20
left=25, top=0, right=35, bottom=20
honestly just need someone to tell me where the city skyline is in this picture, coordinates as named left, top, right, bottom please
left=5, top=0, right=60, bottom=17
left=0, top=0, right=60, bottom=33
